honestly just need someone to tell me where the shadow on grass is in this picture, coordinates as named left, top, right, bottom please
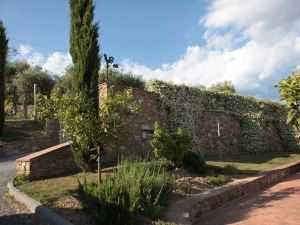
left=205, top=151, right=297, bottom=164
left=206, top=165, right=259, bottom=176
left=0, top=120, right=45, bottom=143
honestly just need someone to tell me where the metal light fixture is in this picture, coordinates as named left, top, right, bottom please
left=104, top=54, right=119, bottom=84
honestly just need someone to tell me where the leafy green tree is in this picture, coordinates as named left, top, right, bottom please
left=151, top=122, right=193, bottom=167
left=70, top=0, right=100, bottom=111
left=0, top=21, right=8, bottom=135
left=276, top=71, right=300, bottom=131
left=209, top=80, right=236, bottom=94
left=53, top=66, right=73, bottom=95
left=36, top=89, right=140, bottom=183
left=13, top=67, right=55, bottom=118
left=5, top=62, right=30, bottom=114
left=99, top=69, right=145, bottom=89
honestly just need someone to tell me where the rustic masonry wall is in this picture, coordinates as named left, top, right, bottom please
left=16, top=142, right=77, bottom=180
left=99, top=83, right=164, bottom=161
left=99, top=83, right=285, bottom=157
left=196, top=111, right=241, bottom=155
left=0, top=119, right=60, bottom=157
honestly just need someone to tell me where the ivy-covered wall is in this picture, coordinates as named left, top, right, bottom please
left=148, top=80, right=300, bottom=154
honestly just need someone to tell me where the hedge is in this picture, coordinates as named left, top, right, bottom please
left=147, top=80, right=299, bottom=154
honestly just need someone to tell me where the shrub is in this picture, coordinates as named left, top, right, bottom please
left=151, top=122, right=193, bottom=167
left=182, top=151, right=207, bottom=174
left=99, top=69, right=145, bottom=89
left=78, top=159, right=174, bottom=225
left=205, top=175, right=231, bottom=186
left=13, top=174, right=29, bottom=186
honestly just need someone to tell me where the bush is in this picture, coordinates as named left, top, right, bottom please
left=205, top=175, right=231, bottom=186
left=183, top=151, right=207, bottom=174
left=151, top=122, right=193, bottom=167
left=99, top=69, right=145, bottom=89
left=78, top=159, right=174, bottom=225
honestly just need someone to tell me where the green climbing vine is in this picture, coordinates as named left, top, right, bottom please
left=147, top=80, right=299, bottom=154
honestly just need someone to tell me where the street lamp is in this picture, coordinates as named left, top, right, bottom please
left=104, top=54, right=119, bottom=85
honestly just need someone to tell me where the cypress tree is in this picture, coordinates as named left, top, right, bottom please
left=0, top=21, right=8, bottom=136
left=70, top=0, right=100, bottom=111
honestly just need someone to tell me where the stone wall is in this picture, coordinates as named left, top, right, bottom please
left=196, top=111, right=240, bottom=155
left=99, top=83, right=286, bottom=158
left=266, top=122, right=283, bottom=152
left=16, top=142, right=77, bottom=180
left=0, top=119, right=60, bottom=157
left=99, top=83, right=164, bottom=161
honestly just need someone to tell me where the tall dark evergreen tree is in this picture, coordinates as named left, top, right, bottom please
left=0, top=21, right=8, bottom=135
left=70, top=0, right=100, bottom=111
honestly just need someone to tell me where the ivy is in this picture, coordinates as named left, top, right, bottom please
left=147, top=80, right=299, bottom=154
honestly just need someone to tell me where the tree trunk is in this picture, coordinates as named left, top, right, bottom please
left=23, top=86, right=28, bottom=119
left=12, top=86, right=17, bottom=116
left=97, top=146, right=101, bottom=185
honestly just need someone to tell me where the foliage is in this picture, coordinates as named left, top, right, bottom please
left=36, top=89, right=140, bottom=172
left=12, top=67, right=55, bottom=118
left=182, top=150, right=207, bottom=174
left=148, top=80, right=299, bottom=154
left=276, top=71, right=300, bottom=131
left=4, top=61, right=29, bottom=115
left=205, top=175, right=231, bottom=186
left=70, top=0, right=100, bottom=111
left=209, top=80, right=236, bottom=94
left=0, top=21, right=8, bottom=135
left=151, top=122, right=193, bottom=167
left=53, top=66, right=73, bottom=95
left=99, top=69, right=145, bottom=89
left=77, top=158, right=174, bottom=225
left=13, top=174, right=29, bottom=186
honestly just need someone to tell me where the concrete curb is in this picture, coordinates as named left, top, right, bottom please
left=7, top=179, right=74, bottom=225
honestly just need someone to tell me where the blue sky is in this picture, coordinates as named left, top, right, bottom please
left=1, top=0, right=300, bottom=99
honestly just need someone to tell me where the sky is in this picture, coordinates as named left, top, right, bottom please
left=1, top=0, right=300, bottom=100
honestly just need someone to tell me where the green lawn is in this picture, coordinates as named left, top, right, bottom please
left=0, top=118, right=45, bottom=144
left=205, top=152, right=300, bottom=175
left=15, top=172, right=109, bottom=207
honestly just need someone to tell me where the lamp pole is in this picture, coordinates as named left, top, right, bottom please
left=104, top=54, right=119, bottom=85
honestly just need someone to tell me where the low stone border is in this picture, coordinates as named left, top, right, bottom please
left=7, top=179, right=74, bottom=225
left=166, top=160, right=300, bottom=225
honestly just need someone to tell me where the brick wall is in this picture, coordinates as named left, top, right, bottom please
left=99, top=83, right=285, bottom=158
left=99, top=83, right=164, bottom=161
left=16, top=142, right=77, bottom=180
left=196, top=111, right=241, bottom=155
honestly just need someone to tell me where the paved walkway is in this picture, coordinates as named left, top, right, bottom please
left=0, top=155, right=41, bottom=225
left=194, top=172, right=300, bottom=225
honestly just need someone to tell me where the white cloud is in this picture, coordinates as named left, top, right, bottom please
left=17, top=44, right=72, bottom=75
left=42, top=52, right=72, bottom=75
left=121, top=0, right=300, bottom=98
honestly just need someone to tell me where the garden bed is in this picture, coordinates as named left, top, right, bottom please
left=13, top=152, right=300, bottom=225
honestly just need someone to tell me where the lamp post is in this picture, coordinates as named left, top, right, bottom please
left=104, top=54, right=119, bottom=85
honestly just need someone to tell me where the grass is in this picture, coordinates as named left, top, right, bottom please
left=205, top=152, right=300, bottom=175
left=0, top=118, right=45, bottom=144
left=15, top=172, right=106, bottom=207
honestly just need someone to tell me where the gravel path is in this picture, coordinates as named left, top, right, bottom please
left=0, top=156, right=44, bottom=225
